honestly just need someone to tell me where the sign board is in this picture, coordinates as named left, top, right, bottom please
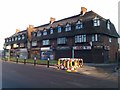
left=73, top=46, right=91, bottom=50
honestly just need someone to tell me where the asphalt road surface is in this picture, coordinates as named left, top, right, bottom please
left=2, top=60, right=118, bottom=88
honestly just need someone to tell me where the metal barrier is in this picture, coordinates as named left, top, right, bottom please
left=57, top=58, right=83, bottom=72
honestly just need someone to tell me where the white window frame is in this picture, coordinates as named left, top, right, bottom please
left=109, top=38, right=112, bottom=43
left=107, top=20, right=111, bottom=30
left=65, top=23, right=71, bottom=31
left=22, top=35, right=25, bottom=40
left=42, top=40, right=50, bottom=45
left=57, top=37, right=67, bottom=44
left=9, top=38, right=11, bottom=42
left=50, top=28, right=53, bottom=34
left=32, top=41, right=38, bottom=46
left=92, top=34, right=98, bottom=42
left=18, top=35, right=21, bottom=40
left=43, top=30, right=47, bottom=36
left=12, top=37, right=14, bottom=41
left=58, top=26, right=62, bottom=33
left=75, top=35, right=86, bottom=43
left=15, top=36, right=18, bottom=41
left=37, top=31, right=41, bottom=37
left=76, top=21, right=83, bottom=30
left=93, top=17, right=100, bottom=27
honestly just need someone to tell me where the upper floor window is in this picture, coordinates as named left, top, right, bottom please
left=76, top=20, right=83, bottom=30
left=57, top=37, right=67, bottom=44
left=92, top=34, right=100, bottom=42
left=12, top=37, right=14, bottom=41
left=58, top=26, right=62, bottom=33
left=15, top=36, right=18, bottom=41
left=18, top=35, right=21, bottom=41
left=75, top=35, right=86, bottom=43
left=93, top=17, right=100, bottom=27
left=33, top=32, right=37, bottom=37
left=109, top=37, right=112, bottom=43
left=37, top=31, right=41, bottom=37
left=9, top=38, right=11, bottom=42
left=6, top=39, right=9, bottom=42
left=50, top=28, right=53, bottom=34
left=107, top=20, right=111, bottom=30
left=65, top=23, right=71, bottom=31
left=32, top=41, right=38, bottom=46
left=43, top=30, right=47, bottom=36
left=42, top=39, right=50, bottom=45
left=22, top=34, right=25, bottom=40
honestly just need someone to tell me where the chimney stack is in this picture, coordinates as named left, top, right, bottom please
left=81, top=7, right=87, bottom=15
left=50, top=17, right=55, bottom=24
left=16, top=29, right=20, bottom=34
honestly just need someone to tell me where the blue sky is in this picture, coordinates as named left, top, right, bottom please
left=0, top=0, right=119, bottom=50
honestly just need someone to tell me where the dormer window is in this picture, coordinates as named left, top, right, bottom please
left=15, top=36, right=18, bottom=41
left=50, top=28, right=53, bottom=34
left=58, top=26, right=62, bottom=33
left=22, top=34, right=25, bottom=40
left=93, top=17, right=100, bottom=26
left=9, top=38, right=11, bottom=42
left=107, top=20, right=111, bottom=30
left=33, top=32, right=37, bottom=37
left=43, top=29, right=47, bottom=36
left=18, top=35, right=21, bottom=40
left=37, top=31, right=41, bottom=37
left=65, top=23, right=71, bottom=31
left=12, top=37, right=14, bottom=41
left=76, top=20, right=83, bottom=30
left=6, top=39, right=8, bottom=42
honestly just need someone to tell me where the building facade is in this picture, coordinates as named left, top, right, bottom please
left=4, top=7, right=120, bottom=63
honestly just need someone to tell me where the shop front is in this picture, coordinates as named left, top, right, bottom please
left=40, top=47, right=54, bottom=60
left=55, top=46, right=72, bottom=60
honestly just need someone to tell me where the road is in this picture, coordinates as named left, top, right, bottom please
left=2, top=60, right=118, bottom=88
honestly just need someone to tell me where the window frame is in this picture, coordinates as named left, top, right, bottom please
left=42, top=39, right=50, bottom=45
left=75, top=35, right=86, bottom=43
left=107, top=20, right=111, bottom=30
left=43, top=30, right=47, bottom=36
left=50, top=28, right=53, bottom=34
left=76, top=20, right=83, bottom=30
left=93, top=17, right=100, bottom=27
left=57, top=37, right=67, bottom=44
left=65, top=23, right=71, bottom=32
left=37, top=31, right=41, bottom=37
left=58, top=26, right=62, bottom=33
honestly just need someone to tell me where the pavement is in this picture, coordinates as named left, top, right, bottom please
left=50, top=63, right=119, bottom=81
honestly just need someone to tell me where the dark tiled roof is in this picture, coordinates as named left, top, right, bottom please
left=6, top=10, right=120, bottom=38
